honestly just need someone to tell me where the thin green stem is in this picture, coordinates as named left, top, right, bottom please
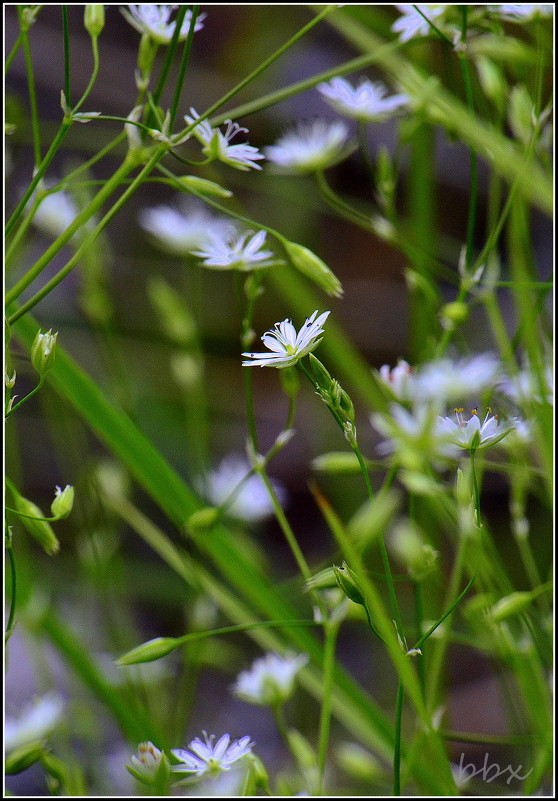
left=393, top=680, right=404, bottom=795
left=72, top=34, right=100, bottom=113
left=316, top=622, right=338, bottom=794
left=19, top=7, right=42, bottom=167
left=62, top=6, right=71, bottom=108
left=413, top=581, right=426, bottom=693
left=412, top=5, right=454, bottom=46
left=5, top=378, right=45, bottom=418
left=168, top=6, right=199, bottom=130
left=458, top=52, right=478, bottom=270
left=149, top=6, right=187, bottom=116
left=5, top=30, right=24, bottom=73
left=469, top=450, right=481, bottom=528
left=5, top=530, right=17, bottom=642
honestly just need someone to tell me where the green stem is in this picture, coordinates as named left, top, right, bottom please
left=19, top=6, right=42, bottom=167
left=62, top=6, right=71, bottom=108
left=72, top=34, right=100, bottom=113
left=316, top=622, right=338, bottom=795
left=469, top=449, right=481, bottom=528
left=5, top=378, right=45, bottom=418
left=413, top=581, right=426, bottom=693
left=5, top=121, right=72, bottom=238
left=168, top=6, right=199, bottom=130
left=393, top=680, right=404, bottom=795
left=5, top=30, right=24, bottom=73
left=412, top=5, right=454, bottom=46
left=5, top=530, right=17, bottom=642
left=458, top=51, right=478, bottom=270
left=149, top=6, right=188, bottom=116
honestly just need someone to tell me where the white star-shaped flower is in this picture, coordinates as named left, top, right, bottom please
left=233, top=652, right=309, bottom=706
left=391, top=5, right=447, bottom=42
left=122, top=5, right=206, bottom=44
left=184, top=108, right=264, bottom=171
left=139, top=201, right=234, bottom=255
left=192, top=229, right=281, bottom=271
left=242, top=310, right=330, bottom=368
left=264, top=120, right=350, bottom=173
left=318, top=77, right=409, bottom=121
left=171, top=732, right=254, bottom=778
left=437, top=408, right=517, bottom=451
left=488, top=4, right=553, bottom=20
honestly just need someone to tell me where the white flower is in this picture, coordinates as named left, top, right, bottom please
left=264, top=120, right=350, bottom=173
left=32, top=189, right=79, bottom=240
left=184, top=108, right=264, bottom=171
left=371, top=403, right=460, bottom=469
left=242, top=310, right=330, bottom=368
left=414, top=354, right=501, bottom=406
left=5, top=693, right=64, bottom=753
left=391, top=5, right=447, bottom=42
left=233, top=652, right=309, bottom=706
left=171, top=732, right=254, bottom=778
left=139, top=201, right=234, bottom=254
left=192, top=229, right=281, bottom=271
left=201, top=454, right=286, bottom=523
left=499, top=364, right=554, bottom=407
left=437, top=408, right=517, bottom=451
left=122, top=5, right=206, bottom=44
left=489, top=4, right=553, bottom=20
left=130, top=742, right=164, bottom=778
left=318, top=77, right=409, bottom=122
left=378, top=359, right=416, bottom=402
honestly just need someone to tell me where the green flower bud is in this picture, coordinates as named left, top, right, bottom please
left=335, top=742, right=382, bottom=782
left=188, top=506, right=220, bottom=530
left=84, top=5, right=105, bottom=38
left=455, top=467, right=472, bottom=508
left=50, top=485, right=74, bottom=519
left=116, top=637, right=178, bottom=665
left=304, top=566, right=338, bottom=592
left=488, top=591, right=533, bottom=622
left=14, top=496, right=60, bottom=555
left=312, top=451, right=363, bottom=474
left=177, top=175, right=232, bottom=198
left=283, top=241, right=343, bottom=298
left=389, top=521, right=439, bottom=581
left=309, top=353, right=332, bottom=392
left=31, top=329, right=58, bottom=376
left=333, top=562, right=366, bottom=607
left=508, top=84, right=534, bottom=146
left=441, top=301, right=469, bottom=328
left=5, top=741, right=46, bottom=774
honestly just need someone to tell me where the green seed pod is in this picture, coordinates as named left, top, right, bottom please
left=333, top=562, right=366, bottom=607
left=177, top=175, right=232, bottom=198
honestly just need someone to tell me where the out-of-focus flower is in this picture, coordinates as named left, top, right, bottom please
left=437, top=408, right=517, bottom=451
left=318, top=77, right=409, bottom=121
left=122, top=5, right=206, bottom=44
left=391, top=4, right=447, bottom=42
left=415, top=354, right=501, bottom=405
left=172, top=732, right=254, bottom=778
left=139, top=201, right=234, bottom=255
left=192, top=229, right=281, bottom=271
left=242, top=310, right=330, bottom=369
left=5, top=693, right=64, bottom=753
left=488, top=4, right=553, bottom=20
left=372, top=403, right=458, bottom=468
left=201, top=454, right=286, bottom=523
left=184, top=108, right=264, bottom=171
left=233, top=652, right=309, bottom=706
left=32, top=189, right=79, bottom=240
left=499, top=364, right=554, bottom=407
left=264, top=120, right=350, bottom=173
left=378, top=359, right=415, bottom=402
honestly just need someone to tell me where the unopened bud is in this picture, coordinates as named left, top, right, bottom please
left=31, top=329, right=58, bottom=375
left=441, top=301, right=468, bottom=329
left=188, top=506, right=220, bottom=530
left=333, top=562, right=366, bottom=606
left=309, top=353, right=332, bottom=392
left=177, top=175, right=232, bottom=198
left=50, top=485, right=74, bottom=519
left=14, top=496, right=60, bottom=555
left=488, top=591, right=533, bottom=622
left=117, top=637, right=178, bottom=665
left=84, top=5, right=105, bottom=38
left=283, top=241, right=343, bottom=298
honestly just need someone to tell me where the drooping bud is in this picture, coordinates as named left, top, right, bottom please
left=13, top=495, right=60, bottom=555
left=84, top=5, right=105, bottom=38
left=283, top=240, right=343, bottom=298
left=116, top=637, right=179, bottom=666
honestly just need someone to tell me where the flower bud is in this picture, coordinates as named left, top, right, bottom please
left=283, top=241, right=343, bottom=298
left=309, top=353, right=332, bottom=392
left=389, top=520, right=439, bottom=581
left=116, top=637, right=178, bottom=666
left=335, top=742, right=382, bottom=782
left=312, top=451, right=362, bottom=474
left=508, top=84, right=534, bottom=146
left=50, top=485, right=74, bottom=519
left=84, top=5, right=105, bottom=38
left=188, top=506, right=220, bottom=530
left=333, top=562, right=366, bottom=606
left=440, top=301, right=468, bottom=329
left=14, top=495, right=60, bottom=555
left=31, top=329, right=58, bottom=376
left=177, top=175, right=232, bottom=198
left=488, top=591, right=533, bottom=622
